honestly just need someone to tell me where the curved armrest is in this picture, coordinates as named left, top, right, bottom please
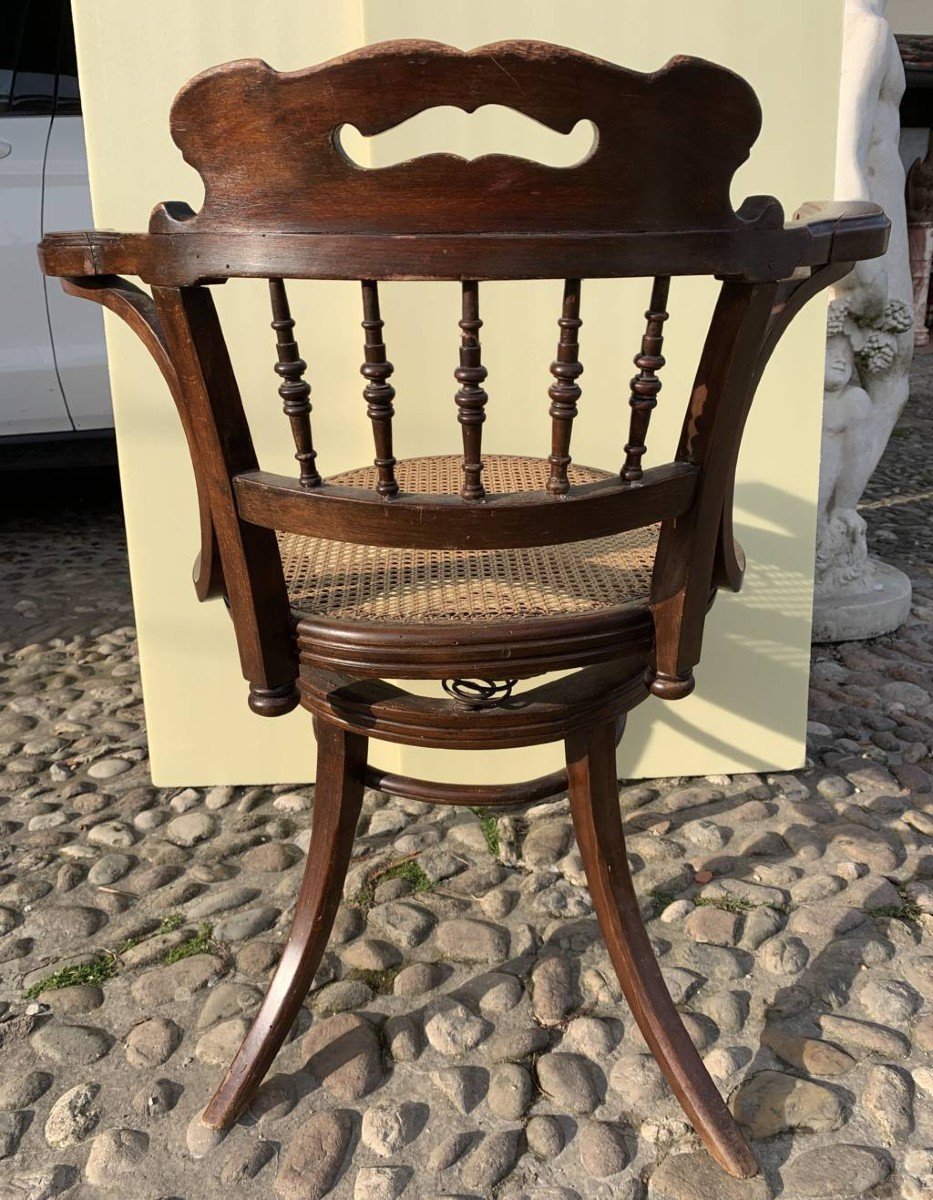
left=788, top=199, right=890, bottom=267
left=38, top=229, right=144, bottom=278
left=37, top=237, right=224, bottom=603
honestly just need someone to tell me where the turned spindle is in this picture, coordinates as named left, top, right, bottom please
left=360, top=280, right=399, bottom=497
left=455, top=280, right=488, bottom=501
left=621, top=276, right=671, bottom=482
left=269, top=278, right=320, bottom=487
left=547, top=279, right=584, bottom=496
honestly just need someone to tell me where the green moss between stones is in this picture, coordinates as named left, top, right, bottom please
left=162, top=922, right=214, bottom=964
left=25, top=954, right=118, bottom=999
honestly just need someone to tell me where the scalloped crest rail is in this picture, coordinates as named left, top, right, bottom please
left=38, top=37, right=890, bottom=1181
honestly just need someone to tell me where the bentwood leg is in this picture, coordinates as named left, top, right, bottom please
left=565, top=720, right=758, bottom=1180
left=202, top=720, right=368, bottom=1130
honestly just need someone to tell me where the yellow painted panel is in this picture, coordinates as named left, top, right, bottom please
left=71, top=1, right=844, bottom=785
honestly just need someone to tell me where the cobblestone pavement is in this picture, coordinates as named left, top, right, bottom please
left=0, top=357, right=931, bottom=1200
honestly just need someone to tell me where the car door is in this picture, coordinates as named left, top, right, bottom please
left=0, top=0, right=71, bottom=438
left=42, top=0, right=113, bottom=431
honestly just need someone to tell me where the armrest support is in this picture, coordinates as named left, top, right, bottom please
left=37, top=253, right=225, bottom=603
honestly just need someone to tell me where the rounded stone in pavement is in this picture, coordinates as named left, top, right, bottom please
left=84, top=1128, right=149, bottom=1188
left=131, top=953, right=225, bottom=1007
left=195, top=1016, right=251, bottom=1067
left=536, top=1052, right=601, bottom=1114
left=393, top=962, right=442, bottom=997
left=759, top=935, right=810, bottom=976
left=434, top=918, right=509, bottom=964
left=729, top=1070, right=845, bottom=1138
left=525, top=1114, right=564, bottom=1160
left=458, top=1129, right=522, bottom=1193
left=341, top=938, right=403, bottom=972
left=220, top=1138, right=276, bottom=1184
left=863, top=1064, right=914, bottom=1143
left=44, top=1082, right=101, bottom=1148
left=609, top=1052, right=666, bottom=1109
left=164, top=811, right=216, bottom=847
left=32, top=904, right=106, bottom=939
left=366, top=900, right=435, bottom=947
left=185, top=1112, right=227, bottom=1159
left=31, top=1023, right=113, bottom=1066
left=241, top=841, right=301, bottom=872
left=88, top=853, right=135, bottom=886
left=424, top=1002, right=491, bottom=1056
left=530, top=954, right=575, bottom=1025
left=760, top=1026, right=856, bottom=1076
left=40, top=983, right=104, bottom=1015
left=124, top=1017, right=181, bottom=1068
left=580, top=1120, right=630, bottom=1177
left=648, top=1151, right=772, bottom=1199
left=780, top=1144, right=890, bottom=1197
left=86, top=820, right=136, bottom=849
left=87, top=757, right=132, bottom=780
left=274, top=1109, right=353, bottom=1200
left=353, top=1165, right=410, bottom=1200
left=0, top=1069, right=52, bottom=1110
left=488, top=1063, right=534, bottom=1120
left=196, top=980, right=262, bottom=1029
left=361, top=1101, right=422, bottom=1157
left=302, top=1013, right=384, bottom=1101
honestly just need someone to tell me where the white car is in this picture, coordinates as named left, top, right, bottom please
left=1, top=0, right=112, bottom=443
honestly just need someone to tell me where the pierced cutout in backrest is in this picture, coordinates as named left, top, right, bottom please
left=153, top=40, right=782, bottom=237
left=339, top=107, right=595, bottom=170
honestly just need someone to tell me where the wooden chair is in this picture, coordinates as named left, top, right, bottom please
left=39, top=40, right=888, bottom=1179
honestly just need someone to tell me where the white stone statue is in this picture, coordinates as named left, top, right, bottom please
left=812, top=0, right=914, bottom=642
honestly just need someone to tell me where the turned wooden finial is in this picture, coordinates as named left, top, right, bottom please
left=455, top=280, right=489, bottom=501
left=547, top=279, right=584, bottom=496
left=621, top=276, right=671, bottom=482
left=360, top=280, right=399, bottom=497
left=269, top=278, right=321, bottom=488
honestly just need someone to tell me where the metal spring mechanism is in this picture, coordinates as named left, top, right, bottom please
left=442, top=677, right=518, bottom=708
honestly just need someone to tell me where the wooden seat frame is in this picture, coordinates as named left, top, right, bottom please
left=39, top=40, right=888, bottom=1180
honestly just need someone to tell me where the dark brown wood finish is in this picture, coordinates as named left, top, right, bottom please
left=566, top=720, right=758, bottom=1178
left=547, top=278, right=583, bottom=495
left=622, top=274, right=670, bottom=481
left=269, top=278, right=321, bottom=488
left=152, top=284, right=299, bottom=716
left=454, top=280, right=488, bottom=500
left=203, top=719, right=367, bottom=1129
left=359, top=280, right=399, bottom=496
left=37, top=39, right=891, bottom=1177
left=233, top=459, right=699, bottom=550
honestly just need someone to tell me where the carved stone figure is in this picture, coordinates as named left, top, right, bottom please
left=813, top=0, right=914, bottom=641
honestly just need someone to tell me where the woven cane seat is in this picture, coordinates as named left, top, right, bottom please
left=279, top=455, right=659, bottom=625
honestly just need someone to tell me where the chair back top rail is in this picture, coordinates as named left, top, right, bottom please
left=155, top=41, right=769, bottom=238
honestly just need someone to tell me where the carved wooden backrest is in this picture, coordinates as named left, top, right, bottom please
left=155, top=41, right=777, bottom=237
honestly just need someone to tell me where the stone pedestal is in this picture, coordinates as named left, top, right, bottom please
left=812, top=558, right=912, bottom=642
left=908, top=222, right=933, bottom=347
